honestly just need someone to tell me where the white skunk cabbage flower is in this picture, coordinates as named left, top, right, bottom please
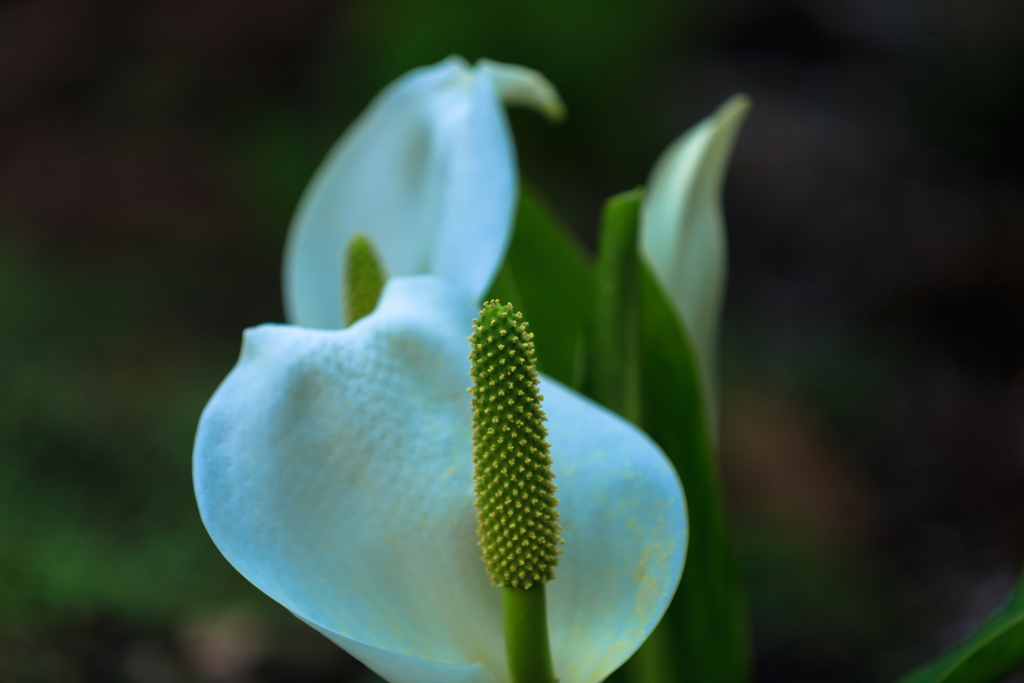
left=283, top=56, right=565, bottom=329
left=194, top=276, right=687, bottom=683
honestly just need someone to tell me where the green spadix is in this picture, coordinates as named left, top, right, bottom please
left=343, top=233, right=387, bottom=326
left=469, top=300, right=561, bottom=683
left=468, top=300, right=561, bottom=589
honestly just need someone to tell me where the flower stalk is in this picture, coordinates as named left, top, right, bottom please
left=504, top=586, right=557, bottom=683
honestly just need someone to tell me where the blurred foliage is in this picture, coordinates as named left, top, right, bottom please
left=900, top=569, right=1024, bottom=683
left=0, top=234, right=261, bottom=630
left=486, top=187, right=592, bottom=390
left=586, top=190, right=644, bottom=422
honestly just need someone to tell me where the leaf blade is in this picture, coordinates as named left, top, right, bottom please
left=486, top=186, right=592, bottom=389
left=900, top=570, right=1024, bottom=683
left=638, top=264, right=749, bottom=683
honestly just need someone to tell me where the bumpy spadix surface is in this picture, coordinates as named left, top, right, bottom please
left=194, top=275, right=688, bottom=683
left=469, top=301, right=561, bottom=589
left=283, top=56, right=564, bottom=329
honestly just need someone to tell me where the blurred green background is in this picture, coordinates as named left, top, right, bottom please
left=1, top=0, right=1022, bottom=681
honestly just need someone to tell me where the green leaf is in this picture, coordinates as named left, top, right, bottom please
left=587, top=189, right=644, bottom=423
left=640, top=94, right=750, bottom=431
left=486, top=186, right=592, bottom=389
left=638, top=264, right=750, bottom=683
left=899, top=568, right=1024, bottom=683
left=586, top=190, right=748, bottom=683
left=586, top=192, right=748, bottom=683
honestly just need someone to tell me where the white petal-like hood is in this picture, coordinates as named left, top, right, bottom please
left=194, top=276, right=686, bottom=683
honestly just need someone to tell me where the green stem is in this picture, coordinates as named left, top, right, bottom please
left=624, top=619, right=674, bottom=683
left=503, top=586, right=557, bottom=683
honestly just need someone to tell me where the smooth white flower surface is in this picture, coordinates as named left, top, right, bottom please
left=640, top=94, right=750, bottom=415
left=283, top=56, right=564, bottom=329
left=194, top=275, right=687, bottom=683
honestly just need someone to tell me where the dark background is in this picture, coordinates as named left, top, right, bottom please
left=1, top=0, right=1022, bottom=681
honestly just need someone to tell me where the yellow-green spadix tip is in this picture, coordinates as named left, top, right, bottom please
left=343, top=232, right=386, bottom=327
left=468, top=300, right=562, bottom=589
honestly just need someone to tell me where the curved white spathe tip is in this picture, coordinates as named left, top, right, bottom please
left=195, top=275, right=686, bottom=683
left=640, top=94, right=750, bottom=422
left=283, top=56, right=562, bottom=329
left=478, top=59, right=567, bottom=123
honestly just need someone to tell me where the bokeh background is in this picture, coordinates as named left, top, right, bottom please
left=1, top=0, right=1022, bottom=681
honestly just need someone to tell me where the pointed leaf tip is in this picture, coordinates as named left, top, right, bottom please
left=640, top=93, right=751, bottom=429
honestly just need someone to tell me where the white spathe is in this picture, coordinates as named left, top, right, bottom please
left=194, top=275, right=687, bottom=683
left=283, top=56, right=564, bottom=329
left=640, top=94, right=750, bottom=422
